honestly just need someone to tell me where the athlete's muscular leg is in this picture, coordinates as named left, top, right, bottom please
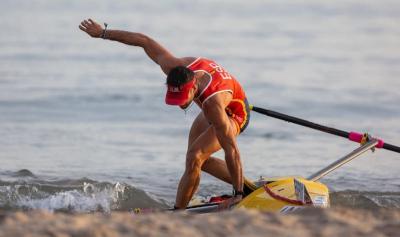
left=188, top=113, right=232, bottom=184
left=186, top=157, right=232, bottom=201
left=202, top=158, right=232, bottom=184
left=175, top=113, right=239, bottom=208
left=175, top=125, right=222, bottom=208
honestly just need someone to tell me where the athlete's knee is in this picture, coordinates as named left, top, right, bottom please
left=185, top=149, right=205, bottom=173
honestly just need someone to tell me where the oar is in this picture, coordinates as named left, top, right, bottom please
left=250, top=105, right=400, bottom=154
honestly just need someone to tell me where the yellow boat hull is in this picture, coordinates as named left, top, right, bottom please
left=236, top=176, right=329, bottom=213
left=186, top=176, right=329, bottom=213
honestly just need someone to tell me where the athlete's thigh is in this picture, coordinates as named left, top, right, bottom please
left=188, top=112, right=211, bottom=149
left=187, top=125, right=221, bottom=166
left=188, top=117, right=239, bottom=158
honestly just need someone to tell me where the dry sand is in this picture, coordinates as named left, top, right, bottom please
left=0, top=207, right=399, bottom=237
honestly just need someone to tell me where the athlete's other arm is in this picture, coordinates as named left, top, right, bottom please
left=79, top=18, right=191, bottom=74
left=202, top=93, right=244, bottom=193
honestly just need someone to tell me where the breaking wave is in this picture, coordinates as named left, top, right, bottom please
left=0, top=170, right=168, bottom=213
left=1, top=170, right=399, bottom=213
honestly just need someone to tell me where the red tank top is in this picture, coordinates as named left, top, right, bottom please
left=187, top=58, right=249, bottom=131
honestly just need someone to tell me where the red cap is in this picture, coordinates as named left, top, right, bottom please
left=165, top=80, right=195, bottom=105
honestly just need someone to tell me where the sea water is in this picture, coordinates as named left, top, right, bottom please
left=1, top=0, right=400, bottom=212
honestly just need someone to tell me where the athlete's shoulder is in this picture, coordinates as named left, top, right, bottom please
left=181, top=57, right=200, bottom=67
left=160, top=57, right=199, bottom=74
left=186, top=57, right=218, bottom=68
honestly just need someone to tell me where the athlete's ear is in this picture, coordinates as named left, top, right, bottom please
left=192, top=79, right=198, bottom=92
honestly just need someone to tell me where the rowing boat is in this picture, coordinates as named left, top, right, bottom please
left=182, top=106, right=399, bottom=213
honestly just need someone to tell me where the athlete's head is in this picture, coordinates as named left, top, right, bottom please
left=165, top=66, right=197, bottom=108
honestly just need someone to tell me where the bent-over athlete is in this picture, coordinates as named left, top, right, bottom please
left=79, top=19, right=250, bottom=209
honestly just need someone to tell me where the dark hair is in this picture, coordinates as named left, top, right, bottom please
left=166, top=66, right=194, bottom=86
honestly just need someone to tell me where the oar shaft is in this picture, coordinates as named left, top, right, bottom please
left=251, top=105, right=400, bottom=154
left=251, top=106, right=349, bottom=138
left=383, top=143, right=400, bottom=153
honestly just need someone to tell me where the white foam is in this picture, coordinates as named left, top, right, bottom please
left=16, top=183, right=127, bottom=213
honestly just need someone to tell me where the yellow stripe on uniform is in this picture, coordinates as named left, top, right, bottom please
left=231, top=99, right=248, bottom=129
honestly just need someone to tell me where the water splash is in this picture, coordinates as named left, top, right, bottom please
left=0, top=178, right=167, bottom=213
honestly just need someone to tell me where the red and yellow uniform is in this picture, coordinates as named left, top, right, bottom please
left=187, top=58, right=250, bottom=133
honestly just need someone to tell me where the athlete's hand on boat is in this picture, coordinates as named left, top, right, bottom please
left=218, top=195, right=243, bottom=210
left=79, top=19, right=103, bottom=38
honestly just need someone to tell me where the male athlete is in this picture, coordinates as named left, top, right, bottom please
left=79, top=19, right=250, bottom=209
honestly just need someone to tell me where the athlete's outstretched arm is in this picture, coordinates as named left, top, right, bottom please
left=79, top=18, right=185, bottom=74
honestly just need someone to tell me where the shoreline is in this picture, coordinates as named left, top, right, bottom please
left=0, top=207, right=399, bottom=237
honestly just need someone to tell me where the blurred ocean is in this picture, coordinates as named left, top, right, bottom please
left=0, top=0, right=400, bottom=212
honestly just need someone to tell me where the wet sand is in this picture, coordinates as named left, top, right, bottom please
left=0, top=207, right=399, bottom=237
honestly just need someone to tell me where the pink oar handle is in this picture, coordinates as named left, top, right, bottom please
left=348, top=132, right=384, bottom=148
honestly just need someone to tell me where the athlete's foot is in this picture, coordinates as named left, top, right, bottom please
left=171, top=205, right=186, bottom=212
left=218, top=195, right=243, bottom=210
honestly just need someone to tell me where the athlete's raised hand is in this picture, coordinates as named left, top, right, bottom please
left=78, top=18, right=184, bottom=74
left=79, top=19, right=103, bottom=38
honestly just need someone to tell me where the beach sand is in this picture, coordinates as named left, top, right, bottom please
left=0, top=207, right=398, bottom=237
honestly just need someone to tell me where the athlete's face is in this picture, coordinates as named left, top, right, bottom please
left=179, top=83, right=197, bottom=110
